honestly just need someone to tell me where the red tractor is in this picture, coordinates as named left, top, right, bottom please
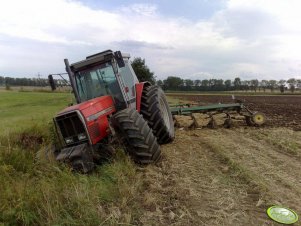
left=48, top=50, right=174, bottom=172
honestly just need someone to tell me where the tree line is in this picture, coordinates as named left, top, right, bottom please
left=0, top=76, right=49, bottom=87
left=156, top=77, right=301, bottom=93
left=131, top=58, right=301, bottom=93
left=2, top=74, right=300, bottom=93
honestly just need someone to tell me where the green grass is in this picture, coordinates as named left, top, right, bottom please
left=0, top=91, right=74, bottom=133
left=0, top=91, right=141, bottom=225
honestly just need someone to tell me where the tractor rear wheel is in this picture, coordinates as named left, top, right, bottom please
left=140, top=85, right=175, bottom=144
left=112, top=108, right=161, bottom=164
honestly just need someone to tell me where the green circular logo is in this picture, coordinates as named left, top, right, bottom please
left=267, top=206, right=299, bottom=224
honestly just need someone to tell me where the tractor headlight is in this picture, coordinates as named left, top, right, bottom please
left=65, top=137, right=74, bottom=144
left=78, top=133, right=86, bottom=140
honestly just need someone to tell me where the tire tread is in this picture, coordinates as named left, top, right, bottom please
left=112, top=108, right=161, bottom=163
left=140, top=85, right=174, bottom=144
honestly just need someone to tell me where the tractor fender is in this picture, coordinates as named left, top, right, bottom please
left=135, top=81, right=151, bottom=112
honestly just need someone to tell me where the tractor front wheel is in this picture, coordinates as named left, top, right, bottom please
left=140, top=85, right=175, bottom=144
left=112, top=108, right=161, bottom=164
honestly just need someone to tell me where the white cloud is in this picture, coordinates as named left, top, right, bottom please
left=0, top=0, right=301, bottom=80
left=119, top=3, right=158, bottom=16
left=0, top=0, right=121, bottom=44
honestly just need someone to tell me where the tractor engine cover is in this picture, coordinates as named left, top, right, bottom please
left=55, top=95, right=116, bottom=146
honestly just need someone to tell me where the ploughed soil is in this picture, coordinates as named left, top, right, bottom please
left=134, top=94, right=301, bottom=225
left=169, top=94, right=301, bottom=130
left=137, top=128, right=301, bottom=225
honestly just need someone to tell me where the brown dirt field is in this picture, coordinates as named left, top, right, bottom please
left=137, top=128, right=301, bottom=225
left=133, top=94, right=301, bottom=225
left=169, top=94, right=301, bottom=130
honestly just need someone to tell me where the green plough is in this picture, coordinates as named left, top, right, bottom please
left=170, top=101, right=266, bottom=128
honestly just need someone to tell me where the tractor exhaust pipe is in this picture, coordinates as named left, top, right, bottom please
left=64, top=58, right=80, bottom=103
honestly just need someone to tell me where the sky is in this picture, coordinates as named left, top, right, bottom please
left=0, top=0, right=301, bottom=81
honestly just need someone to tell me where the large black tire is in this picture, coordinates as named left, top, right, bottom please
left=140, top=85, right=175, bottom=144
left=112, top=108, right=161, bottom=164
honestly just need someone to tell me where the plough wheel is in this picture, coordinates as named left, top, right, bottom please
left=245, top=112, right=266, bottom=126
left=252, top=112, right=266, bottom=126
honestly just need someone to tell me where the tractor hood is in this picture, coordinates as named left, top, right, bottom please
left=57, top=95, right=116, bottom=121
left=55, top=95, right=116, bottom=146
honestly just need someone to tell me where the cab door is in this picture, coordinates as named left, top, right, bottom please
left=116, top=58, right=137, bottom=109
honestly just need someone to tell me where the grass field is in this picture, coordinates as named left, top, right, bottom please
left=0, top=91, right=73, bottom=132
left=0, top=91, right=141, bottom=225
left=0, top=90, right=300, bottom=225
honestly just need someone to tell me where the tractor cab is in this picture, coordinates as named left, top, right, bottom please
left=49, top=50, right=139, bottom=111
left=69, top=50, right=139, bottom=111
left=74, top=60, right=126, bottom=110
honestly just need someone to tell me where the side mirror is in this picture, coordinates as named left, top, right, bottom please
left=114, top=51, right=125, bottom=68
left=48, top=74, right=56, bottom=90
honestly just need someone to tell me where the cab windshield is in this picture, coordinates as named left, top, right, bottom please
left=75, top=62, right=125, bottom=108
